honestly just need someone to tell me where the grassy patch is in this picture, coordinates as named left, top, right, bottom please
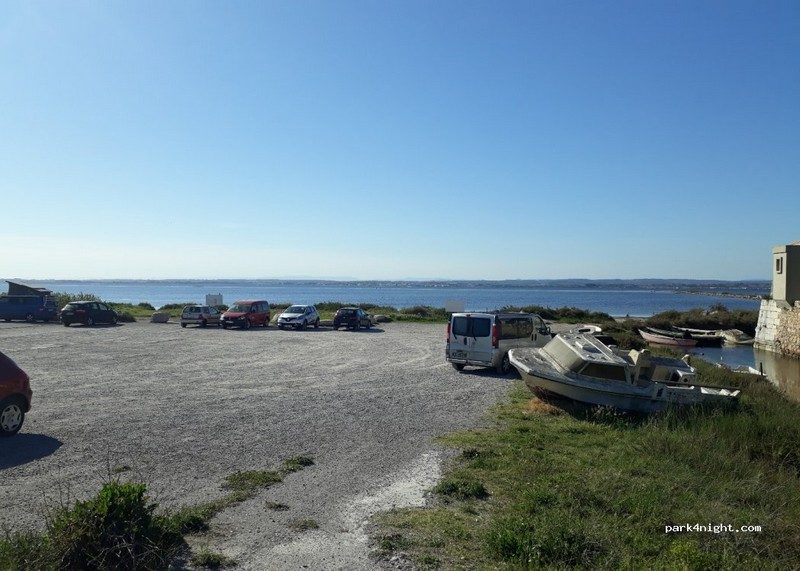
left=281, top=455, right=315, bottom=473
left=287, top=519, right=319, bottom=532
left=374, top=365, right=800, bottom=568
left=265, top=501, right=290, bottom=511
left=0, top=481, right=183, bottom=569
left=0, top=456, right=317, bottom=568
left=190, top=546, right=237, bottom=568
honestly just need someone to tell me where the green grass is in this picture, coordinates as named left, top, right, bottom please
left=0, top=457, right=316, bottom=568
left=374, top=363, right=800, bottom=569
left=190, top=546, right=237, bottom=568
left=287, top=519, right=319, bottom=532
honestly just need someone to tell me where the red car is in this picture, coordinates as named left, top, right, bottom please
left=0, top=351, right=32, bottom=436
left=220, top=300, right=271, bottom=329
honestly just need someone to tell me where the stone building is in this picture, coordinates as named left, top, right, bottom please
left=755, top=241, right=800, bottom=358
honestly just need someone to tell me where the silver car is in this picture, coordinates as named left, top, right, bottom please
left=180, top=305, right=222, bottom=328
left=277, top=305, right=320, bottom=330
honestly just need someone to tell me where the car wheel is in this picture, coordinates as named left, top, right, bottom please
left=314, top=319, right=320, bottom=329
left=354, top=321, right=360, bottom=331
left=263, top=318, right=269, bottom=328
left=0, top=398, right=25, bottom=437
left=497, top=354, right=511, bottom=375
left=25, top=313, right=35, bottom=323
left=86, top=317, right=94, bottom=327
left=3, top=318, right=10, bottom=322
left=201, top=319, right=207, bottom=328
left=452, top=363, right=465, bottom=371
left=332, top=325, right=338, bottom=330
left=365, top=320, right=372, bottom=329
left=112, top=315, right=118, bottom=325
left=181, top=323, right=187, bottom=328
left=243, top=319, right=251, bottom=330
left=301, top=320, right=307, bottom=330
left=278, top=324, right=285, bottom=330
left=63, top=321, right=70, bottom=327
left=222, top=323, right=229, bottom=329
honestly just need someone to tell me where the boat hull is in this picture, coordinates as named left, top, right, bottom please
left=639, top=329, right=697, bottom=347
left=509, top=347, right=739, bottom=414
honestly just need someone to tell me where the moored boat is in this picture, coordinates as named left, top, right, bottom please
left=639, top=328, right=698, bottom=347
left=672, top=326, right=724, bottom=347
left=509, top=333, right=739, bottom=413
left=720, top=328, right=755, bottom=345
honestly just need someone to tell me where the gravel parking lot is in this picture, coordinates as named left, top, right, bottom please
left=0, top=320, right=513, bottom=568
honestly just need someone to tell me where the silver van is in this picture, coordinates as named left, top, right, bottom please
left=446, top=312, right=552, bottom=374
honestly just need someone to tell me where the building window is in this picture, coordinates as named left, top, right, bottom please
left=776, top=257, right=784, bottom=274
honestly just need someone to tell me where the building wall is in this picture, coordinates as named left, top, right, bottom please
left=755, top=299, right=800, bottom=359
left=772, top=244, right=800, bottom=305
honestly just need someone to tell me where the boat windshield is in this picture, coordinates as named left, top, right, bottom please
left=579, top=362, right=627, bottom=382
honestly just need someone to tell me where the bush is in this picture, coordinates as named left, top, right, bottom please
left=0, top=481, right=184, bottom=569
left=137, top=302, right=156, bottom=310
left=646, top=306, right=758, bottom=336
left=158, top=303, right=197, bottom=311
left=115, top=311, right=136, bottom=323
left=52, top=292, right=99, bottom=310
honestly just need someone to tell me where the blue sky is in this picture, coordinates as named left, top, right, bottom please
left=1, top=0, right=797, bottom=280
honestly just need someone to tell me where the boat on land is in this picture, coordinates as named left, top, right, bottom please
left=509, top=333, right=740, bottom=413
left=672, top=326, right=725, bottom=347
left=639, top=327, right=698, bottom=347
left=720, top=328, right=755, bottom=345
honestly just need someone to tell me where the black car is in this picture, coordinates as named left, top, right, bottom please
left=332, top=307, right=372, bottom=330
left=61, top=301, right=118, bottom=327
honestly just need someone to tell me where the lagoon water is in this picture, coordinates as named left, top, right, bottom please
left=28, top=280, right=760, bottom=317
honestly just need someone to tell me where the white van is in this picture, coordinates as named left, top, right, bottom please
left=446, top=312, right=552, bottom=374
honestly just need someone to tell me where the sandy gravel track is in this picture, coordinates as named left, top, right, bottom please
left=0, top=321, right=512, bottom=568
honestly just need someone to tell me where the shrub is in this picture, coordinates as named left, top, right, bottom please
left=52, top=291, right=99, bottom=310
left=0, top=481, right=185, bottom=570
left=115, top=311, right=136, bottom=323
left=137, top=302, right=156, bottom=310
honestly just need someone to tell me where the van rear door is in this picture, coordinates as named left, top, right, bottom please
left=449, top=315, right=493, bottom=365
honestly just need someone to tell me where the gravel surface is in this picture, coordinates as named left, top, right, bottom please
left=0, top=320, right=514, bottom=568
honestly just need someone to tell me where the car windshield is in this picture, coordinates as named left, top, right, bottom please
left=229, top=304, right=251, bottom=312
left=184, top=306, right=202, bottom=313
left=64, top=303, right=85, bottom=310
left=285, top=306, right=306, bottom=313
left=339, top=309, right=356, bottom=315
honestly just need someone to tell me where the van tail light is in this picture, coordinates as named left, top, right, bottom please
left=446, top=322, right=451, bottom=340
left=492, top=323, right=499, bottom=348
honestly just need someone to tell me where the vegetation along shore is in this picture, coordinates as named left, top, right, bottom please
left=373, top=362, right=800, bottom=568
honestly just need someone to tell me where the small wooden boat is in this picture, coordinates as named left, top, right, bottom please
left=639, top=328, right=698, bottom=347
left=509, top=333, right=740, bottom=413
left=720, top=329, right=755, bottom=345
left=672, top=326, right=724, bottom=347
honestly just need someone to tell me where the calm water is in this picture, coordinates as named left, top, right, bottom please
left=690, top=345, right=800, bottom=403
left=27, top=280, right=760, bottom=317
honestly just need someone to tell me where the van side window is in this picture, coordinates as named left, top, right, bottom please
left=518, top=318, right=533, bottom=338
left=499, top=318, right=518, bottom=340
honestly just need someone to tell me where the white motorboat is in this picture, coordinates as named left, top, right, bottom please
left=509, top=333, right=740, bottom=413
left=720, top=328, right=755, bottom=345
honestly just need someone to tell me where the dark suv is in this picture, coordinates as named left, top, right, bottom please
left=333, top=307, right=373, bottom=330
left=61, top=301, right=119, bottom=326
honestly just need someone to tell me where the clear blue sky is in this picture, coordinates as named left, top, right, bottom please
left=1, top=0, right=797, bottom=280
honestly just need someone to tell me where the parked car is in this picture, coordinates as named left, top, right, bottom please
left=61, top=301, right=119, bottom=326
left=0, top=295, right=58, bottom=323
left=333, top=307, right=373, bottom=330
left=0, top=351, right=32, bottom=436
left=446, top=312, right=552, bottom=374
left=221, top=300, right=270, bottom=329
left=180, top=305, right=222, bottom=328
left=277, top=305, right=320, bottom=330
